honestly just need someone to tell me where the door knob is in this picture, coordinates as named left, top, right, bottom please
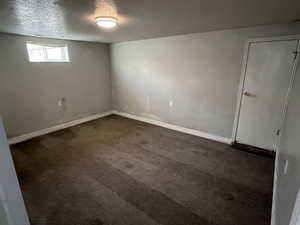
left=244, top=91, right=255, bottom=97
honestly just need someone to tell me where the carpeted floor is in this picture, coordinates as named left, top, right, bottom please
left=11, top=115, right=274, bottom=225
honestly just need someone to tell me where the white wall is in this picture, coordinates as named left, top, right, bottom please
left=0, top=33, right=112, bottom=138
left=111, top=24, right=300, bottom=139
left=275, top=57, right=300, bottom=225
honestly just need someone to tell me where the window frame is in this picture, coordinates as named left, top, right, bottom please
left=26, top=42, right=70, bottom=63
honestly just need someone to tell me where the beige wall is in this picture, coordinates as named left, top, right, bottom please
left=0, top=33, right=112, bottom=138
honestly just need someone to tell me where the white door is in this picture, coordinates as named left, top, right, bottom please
left=0, top=117, right=30, bottom=225
left=236, top=40, right=299, bottom=150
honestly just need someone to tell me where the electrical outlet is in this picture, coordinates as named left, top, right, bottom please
left=58, top=97, right=66, bottom=107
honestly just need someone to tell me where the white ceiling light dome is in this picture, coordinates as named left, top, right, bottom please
left=96, top=16, right=118, bottom=28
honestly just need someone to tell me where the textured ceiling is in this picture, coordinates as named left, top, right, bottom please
left=0, top=0, right=299, bottom=43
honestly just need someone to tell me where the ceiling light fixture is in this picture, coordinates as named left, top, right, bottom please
left=96, top=16, right=118, bottom=28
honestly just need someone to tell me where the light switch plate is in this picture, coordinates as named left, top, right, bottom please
left=284, top=160, right=289, bottom=175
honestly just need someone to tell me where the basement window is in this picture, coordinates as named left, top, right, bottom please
left=26, top=43, right=70, bottom=62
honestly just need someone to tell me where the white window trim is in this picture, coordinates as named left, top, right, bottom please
left=26, top=42, right=70, bottom=63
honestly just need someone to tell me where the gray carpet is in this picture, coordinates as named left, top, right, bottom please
left=11, top=115, right=274, bottom=225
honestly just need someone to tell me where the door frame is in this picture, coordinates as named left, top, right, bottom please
left=231, top=35, right=300, bottom=225
left=0, top=116, right=30, bottom=225
left=231, top=34, right=300, bottom=147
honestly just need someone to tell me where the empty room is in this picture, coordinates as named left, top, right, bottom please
left=1, top=1, right=300, bottom=225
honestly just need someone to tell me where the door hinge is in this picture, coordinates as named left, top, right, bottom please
left=294, top=51, right=299, bottom=60
left=276, top=129, right=281, bottom=136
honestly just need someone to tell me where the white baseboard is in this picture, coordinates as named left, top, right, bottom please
left=8, top=110, right=232, bottom=145
left=112, top=111, right=232, bottom=145
left=8, top=111, right=113, bottom=145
